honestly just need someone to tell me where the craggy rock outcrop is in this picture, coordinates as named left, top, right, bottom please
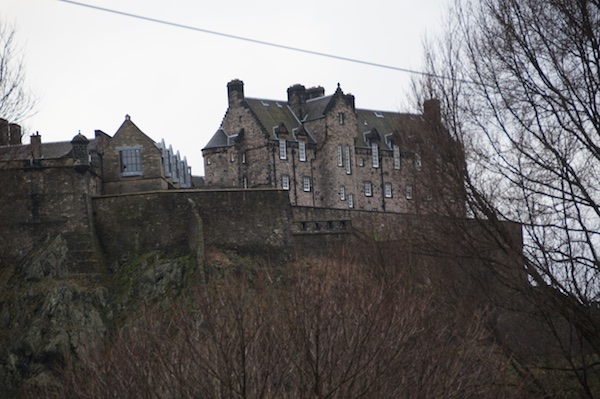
left=0, top=235, right=198, bottom=397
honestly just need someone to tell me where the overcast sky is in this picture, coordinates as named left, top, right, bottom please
left=4, top=0, right=448, bottom=175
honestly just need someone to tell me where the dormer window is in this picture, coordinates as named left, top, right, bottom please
left=299, top=140, right=306, bottom=162
left=371, top=143, right=379, bottom=168
left=393, top=145, right=401, bottom=169
left=279, top=139, right=287, bottom=160
left=119, top=146, right=142, bottom=176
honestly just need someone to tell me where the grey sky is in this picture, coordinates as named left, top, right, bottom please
left=4, top=0, right=447, bottom=175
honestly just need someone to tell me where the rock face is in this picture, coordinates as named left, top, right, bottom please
left=0, top=234, right=198, bottom=397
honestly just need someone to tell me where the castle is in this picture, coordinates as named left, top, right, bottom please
left=203, top=80, right=465, bottom=215
left=0, top=81, right=519, bottom=289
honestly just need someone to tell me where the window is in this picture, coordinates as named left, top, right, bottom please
left=243, top=177, right=248, bottom=189
left=230, top=152, right=235, bottom=162
left=371, top=143, right=379, bottom=168
left=206, top=156, right=211, bottom=165
left=359, top=157, right=364, bottom=167
left=345, top=145, right=352, bottom=175
left=303, top=176, right=311, bottom=192
left=348, top=194, right=354, bottom=208
left=374, top=111, right=384, bottom=118
left=242, top=153, right=246, bottom=164
left=339, top=112, right=345, bottom=125
left=119, top=146, right=142, bottom=176
left=364, top=181, right=373, bottom=197
left=337, top=144, right=343, bottom=167
left=415, top=153, right=422, bottom=171
left=393, top=145, right=401, bottom=170
left=299, top=140, right=306, bottom=161
left=405, top=184, right=413, bottom=200
left=385, top=182, right=393, bottom=198
left=279, top=139, right=287, bottom=160
left=282, top=175, right=290, bottom=190
left=339, top=185, right=346, bottom=200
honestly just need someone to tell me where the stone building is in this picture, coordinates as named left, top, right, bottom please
left=202, top=80, right=465, bottom=215
left=0, top=115, right=192, bottom=270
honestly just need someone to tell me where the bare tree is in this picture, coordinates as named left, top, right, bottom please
left=415, top=0, right=600, bottom=396
left=26, top=255, right=532, bottom=398
left=0, top=18, right=36, bottom=123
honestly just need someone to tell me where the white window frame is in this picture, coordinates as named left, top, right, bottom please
left=339, top=112, right=344, bottom=125
left=299, top=140, right=306, bottom=162
left=364, top=181, right=373, bottom=197
left=405, top=184, right=413, bottom=200
left=393, top=145, right=401, bottom=170
left=230, top=152, right=235, bottom=162
left=371, top=143, right=379, bottom=168
left=242, top=153, right=246, bottom=164
left=282, top=175, right=290, bottom=190
left=303, top=176, right=311, bottom=192
left=337, top=144, right=343, bottom=167
left=385, top=182, right=393, bottom=198
left=348, top=194, right=354, bottom=208
left=339, top=185, right=346, bottom=201
left=119, top=146, right=142, bottom=176
left=279, top=139, right=287, bottom=160
left=345, top=145, right=352, bottom=175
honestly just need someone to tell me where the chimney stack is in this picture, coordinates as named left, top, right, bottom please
left=287, top=84, right=306, bottom=119
left=30, top=132, right=42, bottom=159
left=0, top=119, right=8, bottom=146
left=9, top=123, right=22, bottom=145
left=227, top=79, right=245, bottom=106
left=424, top=99, right=441, bottom=124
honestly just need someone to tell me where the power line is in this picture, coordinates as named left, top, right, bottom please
left=58, top=0, right=469, bottom=84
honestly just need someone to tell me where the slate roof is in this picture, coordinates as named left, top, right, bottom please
left=203, top=87, right=430, bottom=152
left=0, top=139, right=98, bottom=161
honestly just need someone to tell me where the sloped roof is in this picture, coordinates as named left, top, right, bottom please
left=355, top=109, right=426, bottom=150
left=244, top=98, right=302, bottom=139
left=0, top=139, right=98, bottom=161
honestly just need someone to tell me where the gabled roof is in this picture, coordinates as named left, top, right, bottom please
left=244, top=98, right=302, bottom=139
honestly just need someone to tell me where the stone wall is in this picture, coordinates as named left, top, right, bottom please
left=92, top=189, right=294, bottom=262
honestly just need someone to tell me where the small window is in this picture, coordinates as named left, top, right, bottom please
left=119, top=147, right=142, bottom=176
left=359, top=158, right=364, bottom=167
left=371, top=143, right=379, bottom=168
left=230, top=152, right=235, bottom=162
left=348, top=194, right=354, bottom=208
left=242, top=153, right=246, bottom=164
left=337, top=144, right=343, bottom=167
left=405, top=184, right=413, bottom=200
left=415, top=153, right=422, bottom=171
left=303, top=176, right=311, bottom=192
left=385, top=182, right=393, bottom=198
left=243, top=177, right=248, bottom=189
left=339, top=185, right=346, bottom=201
left=393, top=145, right=401, bottom=170
left=364, top=181, right=373, bottom=197
left=345, top=145, right=352, bottom=175
left=299, top=140, right=306, bottom=162
left=279, top=139, right=287, bottom=160
left=282, top=175, right=290, bottom=190
left=206, top=156, right=211, bottom=165
left=339, top=112, right=345, bottom=125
